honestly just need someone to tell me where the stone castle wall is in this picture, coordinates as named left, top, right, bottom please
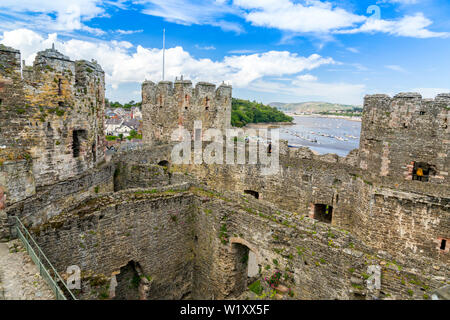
left=359, top=93, right=449, bottom=183
left=142, top=79, right=232, bottom=145
left=3, top=163, right=114, bottom=240
left=1, top=48, right=448, bottom=300
left=152, top=139, right=447, bottom=267
left=27, top=184, right=448, bottom=300
left=0, top=45, right=106, bottom=188
left=105, top=138, right=448, bottom=270
left=33, top=185, right=196, bottom=300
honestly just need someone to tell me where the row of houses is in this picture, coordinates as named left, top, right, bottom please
left=105, top=107, right=143, bottom=138
left=105, top=106, right=142, bottom=120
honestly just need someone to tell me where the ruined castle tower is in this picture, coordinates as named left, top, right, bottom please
left=358, top=93, right=450, bottom=183
left=0, top=45, right=106, bottom=190
left=141, top=79, right=232, bottom=144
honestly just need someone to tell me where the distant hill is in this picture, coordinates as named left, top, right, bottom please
left=269, top=101, right=362, bottom=113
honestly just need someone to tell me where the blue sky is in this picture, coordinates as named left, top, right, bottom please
left=0, top=0, right=449, bottom=105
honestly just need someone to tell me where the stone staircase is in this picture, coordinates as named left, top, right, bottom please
left=0, top=240, right=55, bottom=300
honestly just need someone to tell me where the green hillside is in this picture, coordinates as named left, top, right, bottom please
left=231, top=98, right=293, bottom=127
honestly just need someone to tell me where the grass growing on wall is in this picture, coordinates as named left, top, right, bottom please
left=248, top=280, right=263, bottom=295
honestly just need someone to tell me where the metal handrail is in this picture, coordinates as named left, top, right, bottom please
left=14, top=216, right=77, bottom=300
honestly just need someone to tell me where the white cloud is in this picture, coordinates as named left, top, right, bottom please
left=0, top=28, right=58, bottom=64
left=228, top=49, right=258, bottom=54
left=138, top=0, right=244, bottom=33
left=195, top=45, right=216, bottom=50
left=116, top=29, right=144, bottom=35
left=383, top=0, right=419, bottom=4
left=347, top=47, right=359, bottom=53
left=1, top=28, right=335, bottom=94
left=231, top=0, right=447, bottom=39
left=1, top=0, right=444, bottom=40
left=338, top=13, right=449, bottom=38
left=386, top=65, right=407, bottom=72
left=412, top=88, right=450, bottom=98
left=221, top=51, right=334, bottom=87
left=248, top=77, right=366, bottom=105
left=297, top=74, right=318, bottom=82
left=0, top=0, right=105, bottom=35
left=234, top=0, right=365, bottom=33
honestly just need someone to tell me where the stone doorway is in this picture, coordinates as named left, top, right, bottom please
left=114, top=261, right=142, bottom=300
left=230, top=239, right=259, bottom=297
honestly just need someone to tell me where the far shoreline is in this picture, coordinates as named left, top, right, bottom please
left=243, top=121, right=295, bottom=129
left=285, top=113, right=362, bottom=122
left=241, top=113, right=362, bottom=129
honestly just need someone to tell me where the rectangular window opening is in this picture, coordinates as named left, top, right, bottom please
left=313, top=204, right=333, bottom=224
left=58, top=79, right=62, bottom=95
left=412, top=162, right=435, bottom=182
left=72, top=129, right=87, bottom=158
left=441, top=239, right=447, bottom=251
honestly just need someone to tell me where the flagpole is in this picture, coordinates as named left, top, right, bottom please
left=162, top=28, right=165, bottom=81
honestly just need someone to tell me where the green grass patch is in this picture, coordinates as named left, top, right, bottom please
left=248, top=280, right=263, bottom=295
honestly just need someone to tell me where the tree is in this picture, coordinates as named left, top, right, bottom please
left=231, top=98, right=293, bottom=127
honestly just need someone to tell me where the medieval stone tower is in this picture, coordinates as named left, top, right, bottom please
left=141, top=79, right=232, bottom=145
left=0, top=44, right=106, bottom=190
left=358, top=92, right=450, bottom=183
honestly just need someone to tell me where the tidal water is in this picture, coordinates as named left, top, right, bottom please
left=279, top=116, right=361, bottom=157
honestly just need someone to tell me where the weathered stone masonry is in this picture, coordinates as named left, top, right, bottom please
left=0, top=46, right=448, bottom=300
left=0, top=44, right=106, bottom=188
left=142, top=79, right=231, bottom=145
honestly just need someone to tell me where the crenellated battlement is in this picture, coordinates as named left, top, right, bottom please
left=364, top=92, right=450, bottom=112
left=142, top=80, right=232, bottom=104
left=0, top=44, right=21, bottom=78
left=142, top=78, right=232, bottom=145
left=359, top=92, right=449, bottom=183
left=75, top=59, right=104, bottom=75
left=0, top=46, right=105, bottom=91
left=33, top=47, right=73, bottom=71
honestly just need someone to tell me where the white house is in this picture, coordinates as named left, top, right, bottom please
left=105, top=118, right=122, bottom=136
left=114, top=124, right=134, bottom=137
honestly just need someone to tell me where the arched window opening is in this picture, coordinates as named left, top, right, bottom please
left=157, top=160, right=169, bottom=168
